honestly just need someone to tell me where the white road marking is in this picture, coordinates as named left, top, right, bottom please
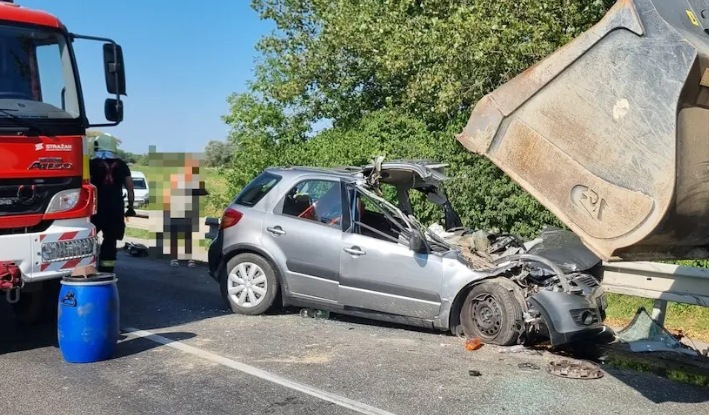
left=124, top=327, right=397, bottom=415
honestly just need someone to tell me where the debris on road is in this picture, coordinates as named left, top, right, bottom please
left=547, top=359, right=604, bottom=380
left=468, top=369, right=482, bottom=377
left=124, top=242, right=149, bottom=257
left=299, top=308, right=330, bottom=319
left=464, top=337, right=483, bottom=351
left=497, top=344, right=543, bottom=355
left=616, top=307, right=699, bottom=357
left=518, top=362, right=540, bottom=371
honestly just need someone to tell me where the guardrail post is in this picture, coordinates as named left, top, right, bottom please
left=651, top=299, right=668, bottom=326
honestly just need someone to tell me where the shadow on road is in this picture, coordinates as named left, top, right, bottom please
left=0, top=316, right=196, bottom=360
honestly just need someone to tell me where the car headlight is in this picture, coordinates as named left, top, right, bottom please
left=46, top=189, right=80, bottom=213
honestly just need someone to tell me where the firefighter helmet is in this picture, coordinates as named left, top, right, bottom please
left=93, top=133, right=119, bottom=159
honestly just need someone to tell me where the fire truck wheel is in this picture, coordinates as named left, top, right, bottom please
left=11, top=279, right=61, bottom=325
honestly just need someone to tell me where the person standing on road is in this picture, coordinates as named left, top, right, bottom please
left=161, top=154, right=207, bottom=267
left=90, top=133, right=136, bottom=273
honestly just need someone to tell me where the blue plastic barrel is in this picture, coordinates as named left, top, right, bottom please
left=57, top=273, right=120, bottom=363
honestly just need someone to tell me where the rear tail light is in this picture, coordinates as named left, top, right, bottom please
left=220, top=208, right=243, bottom=230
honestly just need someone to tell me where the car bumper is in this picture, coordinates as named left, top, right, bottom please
left=126, top=198, right=149, bottom=208
left=207, top=230, right=224, bottom=281
left=3, top=218, right=99, bottom=285
left=528, top=287, right=607, bottom=347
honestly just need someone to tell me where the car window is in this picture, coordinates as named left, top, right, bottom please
left=350, top=189, right=409, bottom=245
left=281, top=179, right=342, bottom=229
left=132, top=178, right=147, bottom=190
left=235, top=172, right=282, bottom=207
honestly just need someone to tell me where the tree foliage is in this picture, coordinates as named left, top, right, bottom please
left=204, top=140, right=236, bottom=167
left=222, top=0, right=616, bottom=239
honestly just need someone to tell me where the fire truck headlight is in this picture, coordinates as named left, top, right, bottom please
left=46, top=189, right=80, bottom=213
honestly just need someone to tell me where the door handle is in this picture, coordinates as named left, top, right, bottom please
left=343, top=246, right=365, bottom=256
left=267, top=226, right=286, bottom=236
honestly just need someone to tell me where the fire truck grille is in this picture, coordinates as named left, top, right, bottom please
left=0, top=176, right=81, bottom=217
left=0, top=220, right=53, bottom=236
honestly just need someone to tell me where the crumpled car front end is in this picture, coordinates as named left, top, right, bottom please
left=358, top=156, right=608, bottom=347
left=435, top=225, right=608, bottom=347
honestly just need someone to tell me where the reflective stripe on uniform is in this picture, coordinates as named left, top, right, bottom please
left=99, top=260, right=117, bottom=267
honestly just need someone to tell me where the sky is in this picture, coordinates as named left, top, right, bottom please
left=20, top=0, right=274, bottom=154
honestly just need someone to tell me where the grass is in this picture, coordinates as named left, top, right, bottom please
left=129, top=164, right=228, bottom=217
left=124, top=228, right=149, bottom=239
left=605, top=293, right=709, bottom=342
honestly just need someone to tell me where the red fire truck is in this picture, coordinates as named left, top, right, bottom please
left=0, top=0, right=126, bottom=323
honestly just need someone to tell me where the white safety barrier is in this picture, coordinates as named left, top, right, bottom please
left=601, top=261, right=709, bottom=325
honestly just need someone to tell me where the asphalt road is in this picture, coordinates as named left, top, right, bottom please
left=2, top=253, right=709, bottom=415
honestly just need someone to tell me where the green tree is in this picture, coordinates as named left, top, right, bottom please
left=204, top=140, right=235, bottom=167
left=221, top=0, right=616, bottom=238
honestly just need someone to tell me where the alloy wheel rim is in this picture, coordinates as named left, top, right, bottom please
left=227, top=262, right=268, bottom=308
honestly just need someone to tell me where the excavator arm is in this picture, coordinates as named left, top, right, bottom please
left=458, top=0, right=709, bottom=262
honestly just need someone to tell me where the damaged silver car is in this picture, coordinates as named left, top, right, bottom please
left=208, top=159, right=607, bottom=347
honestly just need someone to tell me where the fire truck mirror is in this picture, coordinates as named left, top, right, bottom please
left=104, top=98, right=123, bottom=123
left=102, top=43, right=126, bottom=96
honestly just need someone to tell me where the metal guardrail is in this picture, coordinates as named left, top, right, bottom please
left=125, top=212, right=220, bottom=240
left=601, top=261, right=709, bottom=325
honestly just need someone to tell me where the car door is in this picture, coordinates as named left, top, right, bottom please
left=261, top=177, right=346, bottom=303
left=338, top=186, right=443, bottom=319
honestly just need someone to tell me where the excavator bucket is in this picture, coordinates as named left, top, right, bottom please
left=457, top=0, right=709, bottom=262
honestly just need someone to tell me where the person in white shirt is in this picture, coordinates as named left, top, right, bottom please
left=162, top=155, right=207, bottom=267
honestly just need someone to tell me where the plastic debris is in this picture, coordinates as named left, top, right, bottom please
left=314, top=309, right=330, bottom=319
left=464, top=338, right=483, bottom=351
left=299, top=308, right=330, bottom=319
left=617, top=307, right=699, bottom=356
left=299, top=308, right=315, bottom=318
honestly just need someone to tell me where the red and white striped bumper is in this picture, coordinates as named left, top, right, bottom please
left=1, top=218, right=99, bottom=284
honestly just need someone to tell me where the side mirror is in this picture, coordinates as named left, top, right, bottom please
left=103, top=43, right=126, bottom=96
left=409, top=231, right=425, bottom=253
left=104, top=98, right=123, bottom=122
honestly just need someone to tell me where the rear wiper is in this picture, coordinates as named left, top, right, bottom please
left=0, top=108, right=46, bottom=136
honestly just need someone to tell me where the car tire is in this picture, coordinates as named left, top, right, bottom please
left=220, top=253, right=279, bottom=316
left=459, top=280, right=524, bottom=346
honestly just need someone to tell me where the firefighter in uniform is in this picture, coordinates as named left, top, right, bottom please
left=90, top=133, right=136, bottom=273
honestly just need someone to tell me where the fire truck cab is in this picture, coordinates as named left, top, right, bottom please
left=0, top=0, right=126, bottom=323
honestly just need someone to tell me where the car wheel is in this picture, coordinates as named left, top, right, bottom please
left=459, top=280, right=524, bottom=346
left=220, top=253, right=279, bottom=315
